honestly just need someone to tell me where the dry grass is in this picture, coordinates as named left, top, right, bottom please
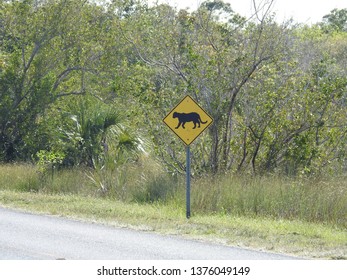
left=188, top=174, right=347, bottom=228
left=0, top=163, right=346, bottom=228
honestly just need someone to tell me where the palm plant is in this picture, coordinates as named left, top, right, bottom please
left=60, top=95, right=141, bottom=168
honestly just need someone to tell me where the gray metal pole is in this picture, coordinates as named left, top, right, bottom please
left=186, top=145, right=191, bottom=219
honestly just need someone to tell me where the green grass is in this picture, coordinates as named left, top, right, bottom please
left=0, top=163, right=346, bottom=259
left=189, top=174, right=347, bottom=227
left=0, top=190, right=346, bottom=259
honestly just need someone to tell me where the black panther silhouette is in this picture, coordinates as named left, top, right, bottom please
left=173, top=112, right=208, bottom=129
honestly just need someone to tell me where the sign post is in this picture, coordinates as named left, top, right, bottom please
left=186, top=145, right=191, bottom=219
left=163, top=95, right=213, bottom=218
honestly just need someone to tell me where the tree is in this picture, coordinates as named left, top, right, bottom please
left=0, top=0, right=114, bottom=161
left=120, top=0, right=295, bottom=173
left=322, top=8, right=347, bottom=33
left=2, top=0, right=347, bottom=178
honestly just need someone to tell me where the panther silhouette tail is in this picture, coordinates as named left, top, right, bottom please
left=199, top=117, right=208, bottom=124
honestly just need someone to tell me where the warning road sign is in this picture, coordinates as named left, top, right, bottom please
left=163, top=95, right=213, bottom=145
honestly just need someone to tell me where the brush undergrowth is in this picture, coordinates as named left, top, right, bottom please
left=190, top=174, right=347, bottom=228
left=0, top=162, right=346, bottom=229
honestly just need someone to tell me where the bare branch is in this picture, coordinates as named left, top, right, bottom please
left=252, top=0, right=275, bottom=22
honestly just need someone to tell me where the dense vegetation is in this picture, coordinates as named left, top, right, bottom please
left=1, top=1, right=347, bottom=227
left=1, top=0, right=347, bottom=175
left=1, top=163, right=346, bottom=229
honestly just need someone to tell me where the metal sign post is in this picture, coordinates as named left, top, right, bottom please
left=163, top=95, right=213, bottom=219
left=186, top=145, right=191, bottom=219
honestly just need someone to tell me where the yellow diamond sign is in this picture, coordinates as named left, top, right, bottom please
left=163, top=95, right=213, bottom=145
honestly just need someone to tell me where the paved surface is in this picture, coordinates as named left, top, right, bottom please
left=0, top=207, right=298, bottom=260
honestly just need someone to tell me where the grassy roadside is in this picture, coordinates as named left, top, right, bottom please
left=0, top=189, right=346, bottom=260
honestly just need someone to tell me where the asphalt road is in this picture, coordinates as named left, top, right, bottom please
left=0, top=207, right=298, bottom=260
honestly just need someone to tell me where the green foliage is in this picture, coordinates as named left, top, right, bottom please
left=35, top=150, right=65, bottom=172
left=47, top=94, right=141, bottom=168
left=0, top=0, right=110, bottom=161
left=322, top=8, right=347, bottom=33
left=1, top=0, right=347, bottom=178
